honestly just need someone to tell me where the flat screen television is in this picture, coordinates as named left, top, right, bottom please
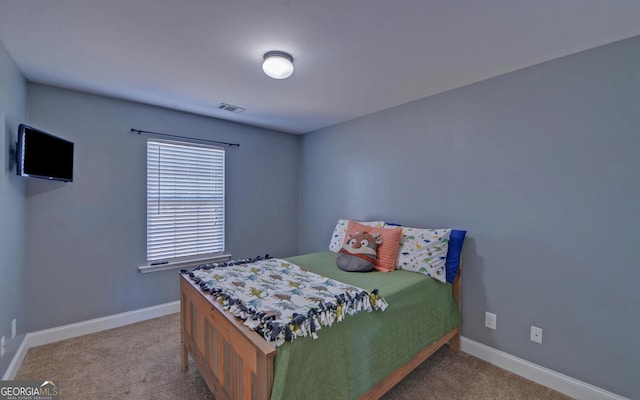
left=16, top=124, right=74, bottom=182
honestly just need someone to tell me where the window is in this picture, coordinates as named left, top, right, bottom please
left=146, top=139, right=225, bottom=263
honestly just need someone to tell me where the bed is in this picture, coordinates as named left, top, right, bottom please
left=180, top=247, right=462, bottom=400
left=180, top=219, right=466, bottom=400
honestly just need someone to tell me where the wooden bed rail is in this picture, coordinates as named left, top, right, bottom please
left=360, top=261, right=462, bottom=399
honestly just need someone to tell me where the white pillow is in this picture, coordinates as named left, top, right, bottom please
left=329, top=219, right=386, bottom=252
left=395, top=227, right=451, bottom=282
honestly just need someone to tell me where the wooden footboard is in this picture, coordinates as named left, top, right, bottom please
left=181, top=276, right=276, bottom=400
left=181, top=264, right=462, bottom=400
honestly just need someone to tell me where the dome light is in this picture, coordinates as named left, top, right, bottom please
left=262, top=51, right=294, bottom=79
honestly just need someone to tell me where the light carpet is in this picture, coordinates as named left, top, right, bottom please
left=16, top=313, right=572, bottom=399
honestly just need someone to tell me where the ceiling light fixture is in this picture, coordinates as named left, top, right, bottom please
left=262, top=51, right=294, bottom=79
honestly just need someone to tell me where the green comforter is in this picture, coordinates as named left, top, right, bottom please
left=271, top=251, right=461, bottom=400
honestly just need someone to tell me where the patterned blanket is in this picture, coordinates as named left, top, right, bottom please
left=183, top=256, right=388, bottom=346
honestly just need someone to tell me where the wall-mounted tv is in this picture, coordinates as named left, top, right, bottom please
left=16, top=124, right=74, bottom=182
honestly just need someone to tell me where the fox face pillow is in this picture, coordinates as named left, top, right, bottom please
left=336, top=231, right=382, bottom=272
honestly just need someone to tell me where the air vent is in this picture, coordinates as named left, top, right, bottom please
left=217, top=103, right=246, bottom=113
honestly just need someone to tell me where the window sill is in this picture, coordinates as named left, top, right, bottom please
left=138, top=254, right=232, bottom=274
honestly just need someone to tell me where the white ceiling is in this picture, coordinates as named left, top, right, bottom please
left=1, top=1, right=639, bottom=134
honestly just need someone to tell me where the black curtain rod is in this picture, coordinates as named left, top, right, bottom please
left=130, top=129, right=240, bottom=147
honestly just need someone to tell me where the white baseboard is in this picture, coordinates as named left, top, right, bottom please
left=2, top=335, right=29, bottom=380
left=461, top=336, right=628, bottom=400
left=3, top=300, right=179, bottom=380
left=27, top=300, right=180, bottom=348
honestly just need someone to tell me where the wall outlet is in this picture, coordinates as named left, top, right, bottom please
left=531, top=326, right=543, bottom=344
left=1, top=336, right=5, bottom=357
left=485, top=312, right=497, bottom=330
left=12, top=319, right=17, bottom=339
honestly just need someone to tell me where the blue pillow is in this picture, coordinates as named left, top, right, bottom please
left=445, top=230, right=466, bottom=283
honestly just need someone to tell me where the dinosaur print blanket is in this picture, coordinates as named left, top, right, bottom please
left=183, top=257, right=388, bottom=346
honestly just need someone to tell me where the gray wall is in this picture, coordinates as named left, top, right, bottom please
left=0, top=41, right=27, bottom=376
left=6, top=32, right=639, bottom=397
left=299, top=36, right=640, bottom=398
left=25, top=84, right=300, bottom=332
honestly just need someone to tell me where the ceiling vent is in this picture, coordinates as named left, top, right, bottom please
left=217, top=103, right=246, bottom=113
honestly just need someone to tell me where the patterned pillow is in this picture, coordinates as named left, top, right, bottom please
left=329, top=219, right=385, bottom=252
left=396, top=227, right=451, bottom=282
left=347, top=220, right=402, bottom=272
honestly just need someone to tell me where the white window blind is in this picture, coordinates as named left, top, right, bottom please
left=147, top=139, right=225, bottom=262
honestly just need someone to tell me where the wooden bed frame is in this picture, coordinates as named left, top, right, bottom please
left=180, top=265, right=462, bottom=400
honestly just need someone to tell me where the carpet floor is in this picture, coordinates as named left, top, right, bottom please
left=16, top=313, right=573, bottom=399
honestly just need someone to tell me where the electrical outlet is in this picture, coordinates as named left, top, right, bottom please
left=485, top=312, right=497, bottom=330
left=12, top=319, right=17, bottom=339
left=1, top=336, right=5, bottom=357
left=530, top=326, right=543, bottom=344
